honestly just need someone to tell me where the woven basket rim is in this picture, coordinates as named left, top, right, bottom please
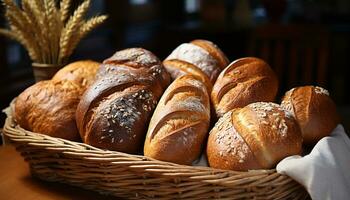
left=3, top=102, right=310, bottom=199
left=4, top=104, right=279, bottom=174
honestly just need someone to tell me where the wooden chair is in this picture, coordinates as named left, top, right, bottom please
left=248, top=24, right=330, bottom=92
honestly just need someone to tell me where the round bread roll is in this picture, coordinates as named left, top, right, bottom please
left=211, top=57, right=278, bottom=118
left=52, top=60, right=100, bottom=90
left=165, top=39, right=229, bottom=83
left=14, top=80, right=83, bottom=141
left=281, top=86, right=340, bottom=145
left=207, top=102, right=302, bottom=171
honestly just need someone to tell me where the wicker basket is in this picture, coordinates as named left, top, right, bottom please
left=3, top=105, right=310, bottom=200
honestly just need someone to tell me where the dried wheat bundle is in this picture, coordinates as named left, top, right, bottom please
left=0, top=0, right=107, bottom=65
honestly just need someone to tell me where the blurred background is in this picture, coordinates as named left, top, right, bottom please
left=0, top=0, right=350, bottom=136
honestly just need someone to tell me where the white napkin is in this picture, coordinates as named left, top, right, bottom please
left=277, top=125, right=350, bottom=200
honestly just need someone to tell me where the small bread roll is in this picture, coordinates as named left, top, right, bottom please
left=14, top=80, right=83, bottom=140
left=165, top=39, right=229, bottom=83
left=281, top=86, right=340, bottom=145
left=144, top=75, right=210, bottom=165
left=207, top=102, right=302, bottom=171
left=211, top=57, right=278, bottom=118
left=52, top=60, right=100, bottom=90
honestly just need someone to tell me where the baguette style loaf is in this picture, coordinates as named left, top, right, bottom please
left=164, top=39, right=229, bottom=83
left=281, top=86, right=340, bottom=145
left=211, top=57, right=278, bottom=118
left=76, top=48, right=170, bottom=153
left=207, top=102, right=302, bottom=171
left=144, top=75, right=210, bottom=165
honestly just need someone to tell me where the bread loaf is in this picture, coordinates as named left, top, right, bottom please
left=164, top=39, right=229, bottom=83
left=281, top=86, right=340, bottom=145
left=207, top=102, right=302, bottom=171
left=76, top=48, right=170, bottom=153
left=144, top=75, right=210, bottom=165
left=14, top=80, right=83, bottom=140
left=163, top=59, right=212, bottom=92
left=211, top=57, right=278, bottom=118
left=52, top=60, right=100, bottom=90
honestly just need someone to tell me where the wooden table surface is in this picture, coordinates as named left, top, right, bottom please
left=0, top=145, right=118, bottom=200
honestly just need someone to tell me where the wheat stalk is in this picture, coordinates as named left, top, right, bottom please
left=60, top=0, right=71, bottom=23
left=59, top=0, right=90, bottom=63
left=0, top=0, right=107, bottom=65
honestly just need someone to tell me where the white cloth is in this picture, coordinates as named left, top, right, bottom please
left=277, top=125, right=350, bottom=200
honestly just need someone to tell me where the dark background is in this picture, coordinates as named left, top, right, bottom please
left=1, top=0, right=350, bottom=136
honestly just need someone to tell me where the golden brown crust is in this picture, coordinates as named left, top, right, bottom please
left=52, top=60, right=100, bottom=90
left=144, top=75, right=210, bottom=165
left=163, top=59, right=213, bottom=92
left=165, top=40, right=228, bottom=83
left=14, top=80, right=82, bottom=141
left=206, top=110, right=261, bottom=170
left=281, top=86, right=340, bottom=145
left=190, top=39, right=229, bottom=69
left=207, top=102, right=302, bottom=171
left=211, top=57, right=278, bottom=118
left=76, top=48, right=170, bottom=153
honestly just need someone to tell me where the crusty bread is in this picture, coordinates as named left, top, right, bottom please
left=14, top=80, right=83, bottom=141
left=190, top=39, right=229, bottom=70
left=281, top=86, right=340, bottom=145
left=211, top=57, right=278, bottom=118
left=163, top=59, right=212, bottom=92
left=76, top=48, right=170, bottom=154
left=52, top=60, right=100, bottom=90
left=144, top=75, right=210, bottom=165
left=165, top=39, right=229, bottom=83
left=207, top=102, right=302, bottom=171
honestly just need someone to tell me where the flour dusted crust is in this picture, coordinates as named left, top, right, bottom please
left=207, top=102, right=302, bottom=171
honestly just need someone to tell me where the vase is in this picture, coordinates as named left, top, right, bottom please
left=32, top=63, right=63, bottom=82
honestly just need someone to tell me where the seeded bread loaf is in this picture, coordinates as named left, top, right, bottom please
left=207, top=102, right=302, bottom=171
left=211, top=57, right=278, bottom=118
left=281, top=86, right=340, bottom=145
left=76, top=48, right=170, bottom=153
left=144, top=75, right=210, bottom=165
left=164, top=39, right=229, bottom=83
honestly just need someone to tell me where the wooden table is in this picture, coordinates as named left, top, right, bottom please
left=0, top=145, right=118, bottom=200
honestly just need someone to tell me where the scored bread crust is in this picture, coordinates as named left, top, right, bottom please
left=163, top=59, right=213, bottom=92
left=144, top=75, right=210, bottom=165
left=76, top=48, right=170, bottom=153
left=281, top=86, right=340, bottom=145
left=211, top=57, right=278, bottom=118
left=207, top=102, right=302, bottom=171
left=165, top=40, right=228, bottom=83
